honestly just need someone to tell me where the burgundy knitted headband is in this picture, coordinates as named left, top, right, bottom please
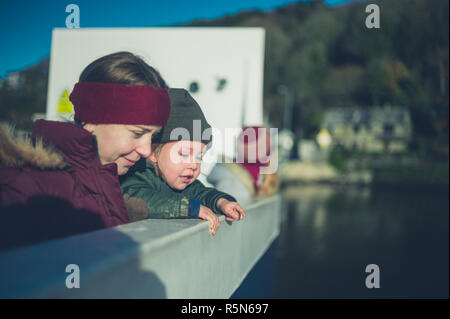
left=69, top=82, right=171, bottom=126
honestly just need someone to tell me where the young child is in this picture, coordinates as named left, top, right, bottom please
left=120, top=88, right=246, bottom=235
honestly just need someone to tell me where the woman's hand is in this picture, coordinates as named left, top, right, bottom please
left=217, top=198, right=246, bottom=222
left=198, top=205, right=220, bottom=235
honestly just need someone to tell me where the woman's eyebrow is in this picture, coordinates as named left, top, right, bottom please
left=134, top=125, right=160, bottom=133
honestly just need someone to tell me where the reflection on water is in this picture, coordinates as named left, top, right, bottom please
left=276, top=184, right=449, bottom=298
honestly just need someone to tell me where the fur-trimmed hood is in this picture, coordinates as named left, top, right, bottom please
left=0, top=122, right=67, bottom=169
left=0, top=120, right=131, bottom=252
left=0, top=120, right=102, bottom=170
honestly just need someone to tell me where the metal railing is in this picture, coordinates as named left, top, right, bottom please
left=0, top=195, right=281, bottom=298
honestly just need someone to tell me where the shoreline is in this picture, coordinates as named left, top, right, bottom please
left=279, top=160, right=449, bottom=187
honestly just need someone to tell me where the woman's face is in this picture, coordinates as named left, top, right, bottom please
left=150, top=140, right=206, bottom=191
left=84, top=124, right=160, bottom=175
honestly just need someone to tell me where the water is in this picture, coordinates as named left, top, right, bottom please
left=275, top=184, right=449, bottom=298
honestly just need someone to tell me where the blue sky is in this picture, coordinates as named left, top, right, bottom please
left=0, top=0, right=360, bottom=78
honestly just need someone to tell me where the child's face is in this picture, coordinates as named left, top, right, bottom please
left=150, top=140, right=207, bottom=191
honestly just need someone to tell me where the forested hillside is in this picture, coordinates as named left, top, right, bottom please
left=0, top=0, right=447, bottom=158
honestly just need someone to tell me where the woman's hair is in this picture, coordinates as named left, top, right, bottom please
left=75, top=51, right=169, bottom=126
left=79, top=51, right=168, bottom=88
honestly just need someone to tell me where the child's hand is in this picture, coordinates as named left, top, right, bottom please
left=217, top=198, right=246, bottom=222
left=198, top=205, right=220, bottom=235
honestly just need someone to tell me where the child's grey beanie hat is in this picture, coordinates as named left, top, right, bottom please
left=154, top=88, right=212, bottom=145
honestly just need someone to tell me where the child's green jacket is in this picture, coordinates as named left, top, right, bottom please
left=120, top=159, right=236, bottom=219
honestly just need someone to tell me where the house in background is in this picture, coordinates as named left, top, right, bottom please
left=322, top=106, right=413, bottom=153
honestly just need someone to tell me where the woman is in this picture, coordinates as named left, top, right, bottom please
left=0, top=52, right=170, bottom=251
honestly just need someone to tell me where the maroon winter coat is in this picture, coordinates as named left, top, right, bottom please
left=0, top=120, right=130, bottom=251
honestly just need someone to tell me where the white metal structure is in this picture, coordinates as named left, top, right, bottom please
left=46, top=28, right=265, bottom=175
